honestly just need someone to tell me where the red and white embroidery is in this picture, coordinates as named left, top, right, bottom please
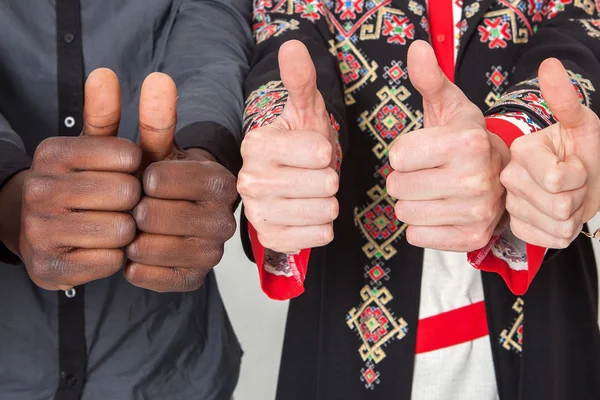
left=335, top=0, right=364, bottom=19
left=478, top=17, right=512, bottom=48
left=382, top=15, right=416, bottom=44
left=295, top=0, right=325, bottom=21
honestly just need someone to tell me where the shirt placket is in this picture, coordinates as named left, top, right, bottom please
left=54, top=1, right=87, bottom=399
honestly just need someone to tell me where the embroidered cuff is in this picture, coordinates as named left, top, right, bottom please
left=467, top=115, right=546, bottom=295
left=243, top=80, right=342, bottom=300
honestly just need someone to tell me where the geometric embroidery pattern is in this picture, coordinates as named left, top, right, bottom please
left=500, top=297, right=524, bottom=354
left=347, top=285, right=409, bottom=386
left=576, top=18, right=600, bottom=37
left=358, top=86, right=423, bottom=158
left=486, top=65, right=510, bottom=93
left=354, top=185, right=408, bottom=260
left=330, top=39, right=379, bottom=105
left=364, top=260, right=392, bottom=287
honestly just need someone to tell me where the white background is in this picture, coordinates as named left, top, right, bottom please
left=216, top=212, right=600, bottom=400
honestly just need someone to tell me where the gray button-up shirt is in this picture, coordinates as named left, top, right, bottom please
left=0, top=1, right=252, bottom=399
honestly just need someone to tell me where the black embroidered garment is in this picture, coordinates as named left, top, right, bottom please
left=241, top=0, right=600, bottom=398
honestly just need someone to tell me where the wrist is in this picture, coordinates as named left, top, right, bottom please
left=488, top=130, right=511, bottom=170
left=0, top=169, right=28, bottom=258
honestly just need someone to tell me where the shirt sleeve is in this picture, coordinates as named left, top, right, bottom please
left=157, top=0, right=254, bottom=175
left=469, top=114, right=546, bottom=295
left=0, top=114, right=32, bottom=264
left=241, top=1, right=348, bottom=300
left=468, top=4, right=600, bottom=294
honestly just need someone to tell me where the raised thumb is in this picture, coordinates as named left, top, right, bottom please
left=82, top=68, right=121, bottom=136
left=539, top=58, right=588, bottom=131
left=138, top=72, right=177, bottom=168
left=408, top=40, right=469, bottom=126
left=279, top=40, right=330, bottom=134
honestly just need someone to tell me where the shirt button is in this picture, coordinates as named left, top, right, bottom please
left=64, top=116, right=75, bottom=128
left=65, top=288, right=76, bottom=298
left=437, top=34, right=446, bottom=43
left=64, top=33, right=75, bottom=43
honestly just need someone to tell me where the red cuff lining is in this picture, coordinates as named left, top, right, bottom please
left=485, top=117, right=525, bottom=148
left=248, top=223, right=310, bottom=301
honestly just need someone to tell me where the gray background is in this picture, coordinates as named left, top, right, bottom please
left=216, top=211, right=600, bottom=400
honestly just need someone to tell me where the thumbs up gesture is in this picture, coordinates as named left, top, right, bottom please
left=21, top=69, right=142, bottom=290
left=124, top=73, right=238, bottom=292
left=386, top=41, right=510, bottom=252
left=500, top=59, right=600, bottom=248
left=238, top=40, right=340, bottom=253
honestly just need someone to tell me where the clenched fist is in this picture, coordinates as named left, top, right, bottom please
left=386, top=41, right=510, bottom=252
left=500, top=59, right=600, bottom=248
left=238, top=40, right=339, bottom=253
left=20, top=69, right=142, bottom=290
left=124, top=73, right=237, bottom=292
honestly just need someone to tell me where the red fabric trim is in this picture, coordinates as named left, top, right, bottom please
left=485, top=117, right=525, bottom=148
left=248, top=222, right=310, bottom=300
left=468, top=117, right=547, bottom=295
left=415, top=301, right=489, bottom=354
left=468, top=242, right=546, bottom=295
left=428, top=0, right=455, bottom=82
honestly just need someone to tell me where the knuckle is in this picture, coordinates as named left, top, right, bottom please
left=469, top=228, right=492, bottom=249
left=316, top=224, right=334, bottom=246
left=243, top=203, right=263, bottom=226
left=143, top=164, right=161, bottom=195
left=23, top=176, right=56, bottom=207
left=22, top=215, right=48, bottom=246
left=323, top=168, right=340, bottom=196
left=471, top=203, right=494, bottom=223
left=554, top=237, right=571, bottom=249
left=394, top=201, right=405, bottom=221
left=180, top=269, right=207, bottom=292
left=389, top=144, right=403, bottom=170
left=241, top=130, right=265, bottom=159
left=551, top=194, right=573, bottom=221
left=28, top=252, right=65, bottom=283
left=463, top=173, right=492, bottom=197
left=208, top=171, right=237, bottom=202
left=201, top=243, right=225, bottom=269
left=116, top=140, right=142, bottom=172
left=543, top=168, right=565, bottom=194
left=219, top=212, right=237, bottom=240
left=555, top=218, right=578, bottom=240
left=257, top=232, right=278, bottom=252
left=114, top=213, right=137, bottom=245
left=461, top=130, right=490, bottom=154
left=386, top=173, right=399, bottom=199
left=499, top=165, right=515, bottom=189
left=314, top=136, right=333, bottom=167
left=236, top=170, right=261, bottom=198
left=119, top=175, right=142, bottom=209
left=34, top=137, right=69, bottom=168
left=328, top=197, right=340, bottom=221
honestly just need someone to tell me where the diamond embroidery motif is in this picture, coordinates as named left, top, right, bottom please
left=361, top=364, right=381, bottom=390
left=365, top=261, right=391, bottom=286
left=358, top=86, right=422, bottom=158
left=347, top=286, right=408, bottom=365
left=382, top=15, right=415, bottom=44
left=478, top=17, right=512, bottom=48
left=354, top=185, right=408, bottom=260
left=486, top=65, right=509, bottom=93
left=383, top=60, right=408, bottom=87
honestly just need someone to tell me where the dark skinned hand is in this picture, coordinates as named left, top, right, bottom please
left=124, top=73, right=237, bottom=292
left=20, top=69, right=142, bottom=291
